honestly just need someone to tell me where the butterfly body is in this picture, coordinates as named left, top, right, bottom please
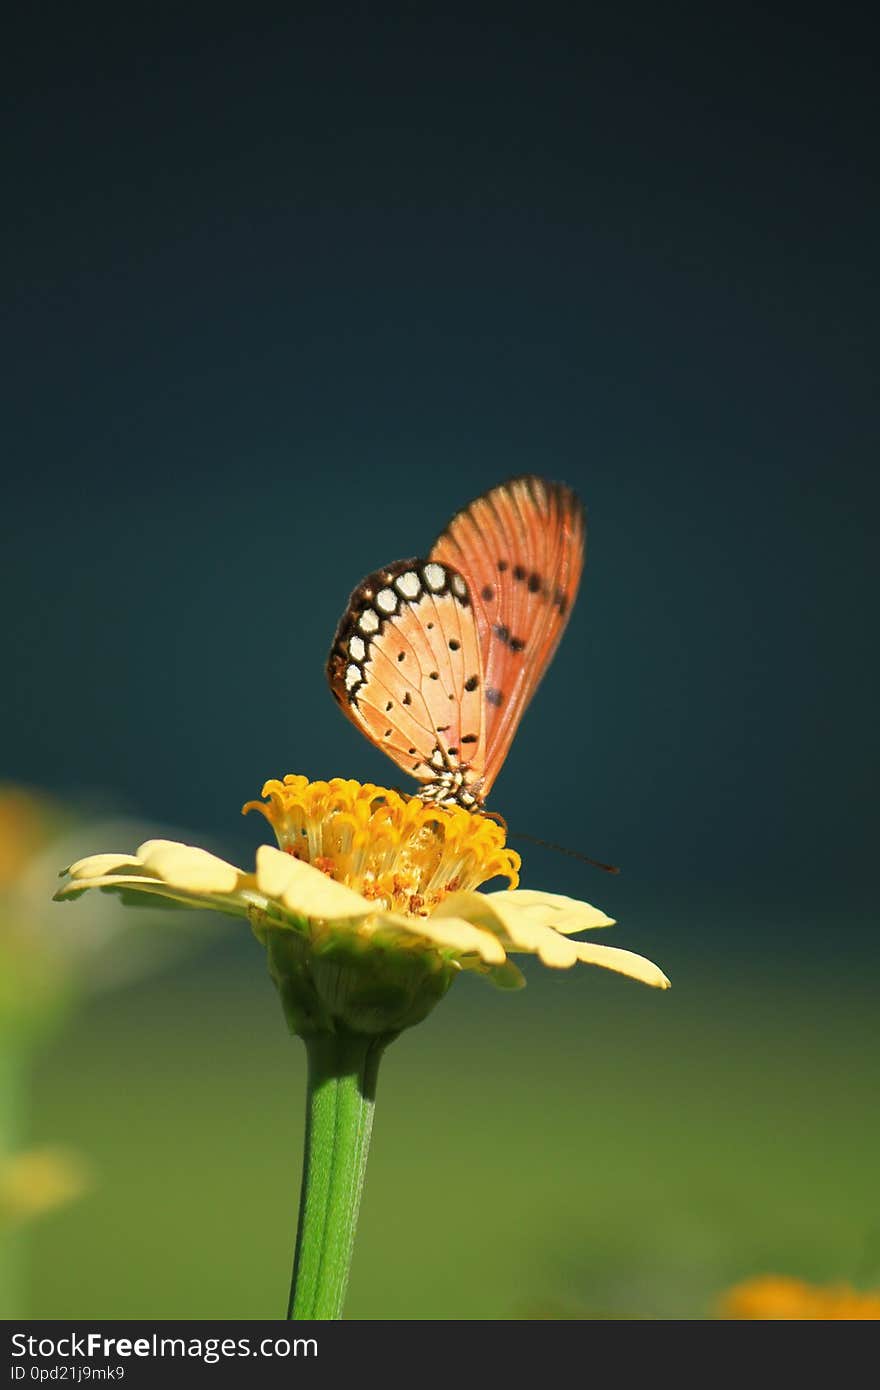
left=327, top=476, right=585, bottom=809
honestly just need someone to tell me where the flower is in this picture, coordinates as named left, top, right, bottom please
left=55, top=774, right=669, bottom=1037
left=1, top=783, right=219, bottom=1045
left=0, top=1147, right=90, bottom=1231
left=719, top=1276, right=880, bottom=1320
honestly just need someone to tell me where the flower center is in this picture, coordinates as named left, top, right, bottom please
left=243, top=775, right=519, bottom=916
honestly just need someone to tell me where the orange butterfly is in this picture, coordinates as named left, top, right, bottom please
left=327, top=475, right=585, bottom=809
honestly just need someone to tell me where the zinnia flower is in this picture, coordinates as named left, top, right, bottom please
left=719, top=1275, right=880, bottom=1320
left=56, top=774, right=668, bottom=1035
left=54, top=773, right=669, bottom=1320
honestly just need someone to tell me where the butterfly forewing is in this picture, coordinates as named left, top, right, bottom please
left=430, top=475, right=585, bottom=795
left=327, top=558, right=487, bottom=797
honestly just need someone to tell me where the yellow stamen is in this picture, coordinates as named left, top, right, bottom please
left=243, top=774, right=520, bottom=916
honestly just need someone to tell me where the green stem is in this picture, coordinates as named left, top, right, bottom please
left=288, top=1030, right=387, bottom=1320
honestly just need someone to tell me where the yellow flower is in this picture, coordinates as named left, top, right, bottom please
left=0, top=782, right=219, bottom=1044
left=719, top=1276, right=880, bottom=1320
left=55, top=774, right=668, bottom=1036
left=0, top=786, right=56, bottom=889
left=0, top=1147, right=90, bottom=1229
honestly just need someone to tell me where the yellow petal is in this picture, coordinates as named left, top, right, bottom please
left=431, top=891, right=579, bottom=964
left=56, top=873, right=163, bottom=896
left=65, top=852, right=146, bottom=880
left=484, top=888, right=616, bottom=933
left=136, top=840, right=243, bottom=893
left=255, top=845, right=373, bottom=919
left=434, top=889, right=669, bottom=982
left=485, top=958, right=527, bottom=990
left=375, top=911, right=506, bottom=964
left=53, top=873, right=246, bottom=913
left=430, top=889, right=505, bottom=928
left=571, top=940, right=671, bottom=989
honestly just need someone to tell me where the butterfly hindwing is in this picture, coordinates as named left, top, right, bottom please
left=430, top=475, right=585, bottom=796
left=327, top=558, right=487, bottom=801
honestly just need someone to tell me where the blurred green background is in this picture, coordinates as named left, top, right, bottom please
left=27, top=928, right=880, bottom=1319
left=3, top=4, right=878, bottom=1318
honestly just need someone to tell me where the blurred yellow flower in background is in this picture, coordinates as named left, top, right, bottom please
left=1, top=781, right=222, bottom=1316
left=720, top=1275, right=880, bottom=1320
left=1, top=782, right=221, bottom=1037
left=0, top=1147, right=91, bottom=1231
left=0, top=787, right=72, bottom=1044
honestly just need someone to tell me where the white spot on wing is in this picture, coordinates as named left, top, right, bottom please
left=349, top=635, right=366, bottom=661
left=359, top=609, right=380, bottom=633
left=395, top=570, right=420, bottom=599
left=451, top=573, right=467, bottom=599
left=376, top=588, right=397, bottom=614
left=345, top=664, right=361, bottom=692
left=424, top=563, right=445, bottom=592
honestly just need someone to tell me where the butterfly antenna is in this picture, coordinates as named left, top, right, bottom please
left=401, top=798, right=618, bottom=873
left=507, top=831, right=620, bottom=874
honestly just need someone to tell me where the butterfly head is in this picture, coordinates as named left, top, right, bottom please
left=417, top=765, right=484, bottom=811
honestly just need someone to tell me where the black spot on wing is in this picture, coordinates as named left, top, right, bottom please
left=493, top=624, right=526, bottom=653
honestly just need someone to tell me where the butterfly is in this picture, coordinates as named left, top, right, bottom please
left=327, top=475, right=585, bottom=810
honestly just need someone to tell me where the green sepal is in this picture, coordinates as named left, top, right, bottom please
left=258, top=917, right=455, bottom=1039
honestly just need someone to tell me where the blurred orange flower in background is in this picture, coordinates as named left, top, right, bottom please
left=720, top=1275, right=880, bottom=1320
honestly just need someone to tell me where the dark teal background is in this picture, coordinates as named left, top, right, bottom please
left=5, top=5, right=877, bottom=920
left=3, top=3, right=879, bottom=1318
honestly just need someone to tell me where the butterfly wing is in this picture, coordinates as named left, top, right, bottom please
left=327, top=558, right=488, bottom=804
left=430, top=475, right=585, bottom=796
